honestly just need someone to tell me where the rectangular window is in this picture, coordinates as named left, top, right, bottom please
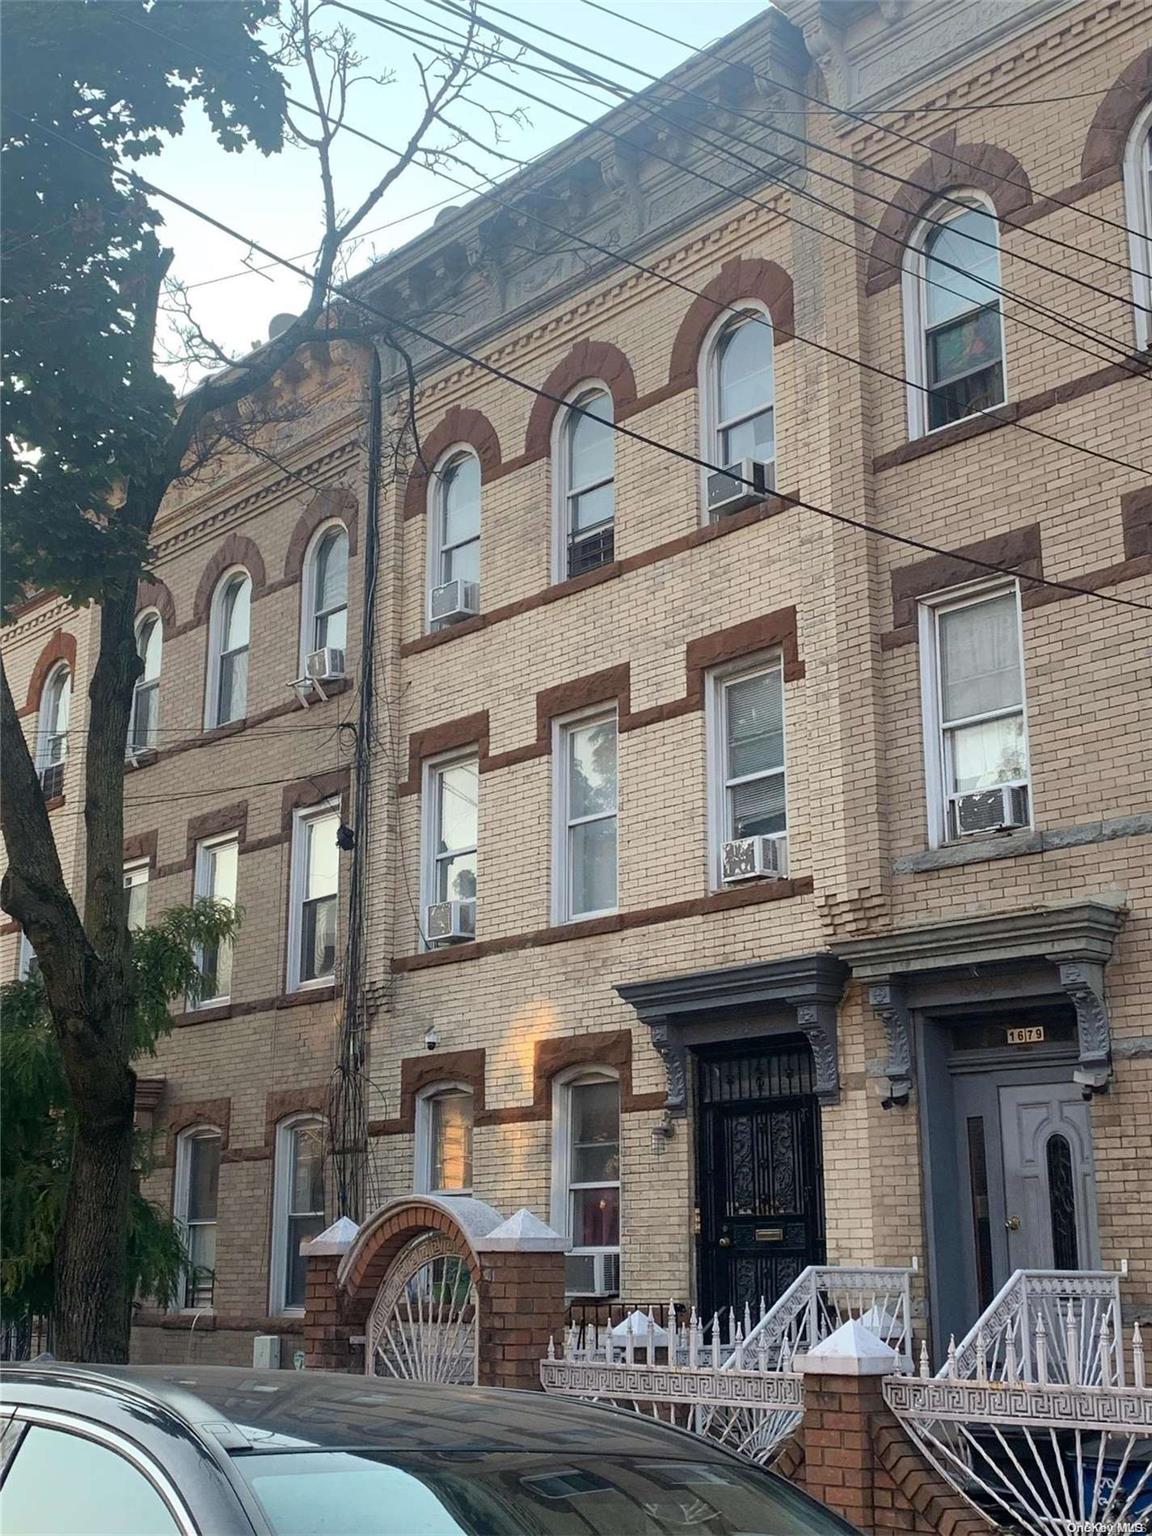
left=554, top=712, right=618, bottom=923
left=176, top=1132, right=220, bottom=1310
left=431, top=1091, right=474, bottom=1194
left=193, top=836, right=238, bottom=1004
left=124, top=861, right=149, bottom=932
left=424, top=756, right=479, bottom=910
left=707, top=659, right=787, bottom=884
left=273, top=1120, right=326, bottom=1313
left=559, top=1077, right=620, bottom=1296
left=288, top=806, right=340, bottom=990
left=921, top=584, right=1030, bottom=844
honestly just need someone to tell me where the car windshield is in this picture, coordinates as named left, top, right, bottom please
left=233, top=1449, right=854, bottom=1536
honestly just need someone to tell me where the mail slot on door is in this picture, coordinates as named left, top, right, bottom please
left=754, top=1227, right=785, bottom=1243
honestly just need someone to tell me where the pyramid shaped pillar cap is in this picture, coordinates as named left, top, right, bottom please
left=796, top=1319, right=900, bottom=1376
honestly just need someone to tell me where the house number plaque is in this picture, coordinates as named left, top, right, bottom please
left=1007, top=1025, right=1045, bottom=1045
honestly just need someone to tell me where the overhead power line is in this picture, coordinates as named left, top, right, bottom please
left=19, top=113, right=1152, bottom=617
left=346, top=1, right=1142, bottom=374
left=578, top=0, right=1148, bottom=242
left=449, top=0, right=1147, bottom=292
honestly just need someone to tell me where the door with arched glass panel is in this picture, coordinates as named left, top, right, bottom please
left=999, top=1082, right=1099, bottom=1274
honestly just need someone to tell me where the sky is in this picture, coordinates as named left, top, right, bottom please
left=152, top=1, right=768, bottom=366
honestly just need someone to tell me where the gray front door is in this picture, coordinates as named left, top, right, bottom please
left=999, top=1083, right=1099, bottom=1273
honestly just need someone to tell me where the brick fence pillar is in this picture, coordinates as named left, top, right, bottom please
left=301, top=1217, right=360, bottom=1372
left=473, top=1209, right=569, bottom=1391
left=795, top=1321, right=989, bottom=1536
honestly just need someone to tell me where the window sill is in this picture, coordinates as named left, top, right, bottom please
left=43, top=794, right=65, bottom=813
left=895, top=811, right=1152, bottom=873
left=875, top=402, right=1017, bottom=470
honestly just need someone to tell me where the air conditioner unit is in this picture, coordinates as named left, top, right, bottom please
left=305, top=646, right=346, bottom=682
left=721, top=833, right=787, bottom=884
left=38, top=762, right=65, bottom=800
left=950, top=784, right=1029, bottom=838
left=430, top=579, right=480, bottom=625
left=706, top=457, right=774, bottom=517
left=426, top=898, right=476, bottom=944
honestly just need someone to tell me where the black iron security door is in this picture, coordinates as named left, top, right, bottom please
left=696, top=1040, right=825, bottom=1321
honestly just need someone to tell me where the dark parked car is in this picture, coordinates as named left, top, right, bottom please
left=0, top=1364, right=859, bottom=1535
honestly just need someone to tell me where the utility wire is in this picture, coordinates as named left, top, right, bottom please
left=273, top=81, right=1149, bottom=477
left=578, top=0, right=1149, bottom=242
left=413, top=0, right=1147, bottom=325
left=20, top=113, right=1152, bottom=616
left=347, top=1, right=1142, bottom=374
left=444, top=0, right=1147, bottom=291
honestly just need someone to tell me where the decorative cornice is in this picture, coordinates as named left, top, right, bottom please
left=833, top=898, right=1128, bottom=978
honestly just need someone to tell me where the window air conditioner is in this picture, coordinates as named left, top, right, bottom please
left=426, top=898, right=476, bottom=945
left=706, top=457, right=774, bottom=517
left=721, top=833, right=787, bottom=884
left=430, top=579, right=480, bottom=625
left=305, top=646, right=347, bottom=683
left=38, top=762, right=65, bottom=800
left=950, top=784, right=1029, bottom=839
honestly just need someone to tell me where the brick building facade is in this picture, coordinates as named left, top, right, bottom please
left=4, top=0, right=1150, bottom=1368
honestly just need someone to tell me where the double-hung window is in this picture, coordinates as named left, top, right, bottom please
left=207, top=571, right=251, bottom=727
left=920, top=584, right=1030, bottom=845
left=906, top=198, right=1005, bottom=435
left=553, top=710, right=618, bottom=923
left=430, top=453, right=480, bottom=623
left=124, top=861, right=150, bottom=932
left=288, top=804, right=340, bottom=990
left=193, top=834, right=238, bottom=1005
left=415, top=1086, right=474, bottom=1195
left=1123, top=102, right=1152, bottom=351
left=557, top=388, right=615, bottom=578
left=36, top=664, right=71, bottom=798
left=704, top=310, right=775, bottom=477
left=423, top=755, right=478, bottom=935
left=551, top=1071, right=620, bottom=1297
left=129, top=612, right=162, bottom=754
left=304, top=524, right=349, bottom=661
left=174, top=1128, right=220, bottom=1310
left=270, top=1116, right=326, bottom=1313
left=708, top=659, right=787, bottom=884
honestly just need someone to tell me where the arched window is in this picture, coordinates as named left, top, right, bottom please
left=702, top=308, right=775, bottom=481
left=428, top=451, right=480, bottom=626
left=269, top=1115, right=326, bottom=1314
left=206, top=569, right=251, bottom=727
left=129, top=611, right=162, bottom=755
left=303, top=523, right=348, bottom=664
left=1123, top=101, right=1152, bottom=351
left=550, top=1068, right=621, bottom=1297
left=414, top=1084, right=474, bottom=1195
left=36, top=663, right=71, bottom=796
left=555, top=388, right=615, bottom=580
left=905, top=196, right=1006, bottom=436
left=173, top=1126, right=221, bottom=1310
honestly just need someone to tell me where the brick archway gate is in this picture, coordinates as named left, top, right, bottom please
left=301, top=1198, right=569, bottom=1391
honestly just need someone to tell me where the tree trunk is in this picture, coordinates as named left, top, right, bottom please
left=53, top=1047, right=136, bottom=1362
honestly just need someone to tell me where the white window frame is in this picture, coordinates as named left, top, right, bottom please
left=1123, top=100, right=1152, bottom=353
left=124, top=860, right=150, bottom=932
left=129, top=609, right=162, bottom=756
left=286, top=799, right=341, bottom=993
left=173, top=1125, right=221, bottom=1313
left=696, top=301, right=775, bottom=516
left=192, top=833, right=238, bottom=1007
left=705, top=653, right=789, bottom=891
left=550, top=382, right=615, bottom=583
left=299, top=521, right=349, bottom=674
left=419, top=751, right=479, bottom=948
left=36, top=662, right=71, bottom=782
left=551, top=705, right=619, bottom=926
left=413, top=1083, right=475, bottom=1196
left=902, top=191, right=1008, bottom=440
left=204, top=567, right=252, bottom=730
left=425, top=446, right=480, bottom=628
left=268, top=1113, right=326, bottom=1316
left=918, top=578, right=1032, bottom=849
left=17, top=929, right=37, bottom=981
left=549, top=1067, right=621, bottom=1298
